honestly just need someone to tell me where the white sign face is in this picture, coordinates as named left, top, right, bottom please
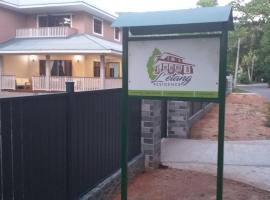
left=128, top=37, right=220, bottom=98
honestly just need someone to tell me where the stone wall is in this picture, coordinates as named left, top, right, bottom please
left=141, top=100, right=162, bottom=169
left=81, top=154, right=145, bottom=200
left=167, top=101, right=191, bottom=138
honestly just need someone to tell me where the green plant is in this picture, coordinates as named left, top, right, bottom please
left=239, top=72, right=251, bottom=84
left=265, top=103, right=270, bottom=127
left=147, top=48, right=161, bottom=80
left=265, top=66, right=270, bottom=87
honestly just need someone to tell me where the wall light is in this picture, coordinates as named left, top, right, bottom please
left=29, top=55, right=37, bottom=62
left=74, top=55, right=82, bottom=63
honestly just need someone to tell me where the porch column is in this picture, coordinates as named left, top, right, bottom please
left=45, top=55, right=50, bottom=91
left=0, top=55, right=3, bottom=91
left=100, top=55, right=105, bottom=89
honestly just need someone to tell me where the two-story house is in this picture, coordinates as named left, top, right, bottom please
left=0, top=0, right=122, bottom=91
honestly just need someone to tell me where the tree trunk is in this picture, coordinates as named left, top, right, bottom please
left=247, top=65, right=251, bottom=82
left=234, top=38, right=241, bottom=87
left=251, top=57, right=255, bottom=82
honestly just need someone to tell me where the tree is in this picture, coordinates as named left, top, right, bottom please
left=241, top=50, right=257, bottom=82
left=258, top=23, right=270, bottom=85
left=228, top=0, right=270, bottom=83
left=197, top=0, right=218, bottom=7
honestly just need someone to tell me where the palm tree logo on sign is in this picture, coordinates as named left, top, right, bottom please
left=147, top=48, right=195, bottom=87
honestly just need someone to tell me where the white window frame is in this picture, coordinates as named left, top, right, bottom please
left=36, top=14, right=73, bottom=28
left=93, top=16, right=103, bottom=36
left=114, top=27, right=120, bottom=41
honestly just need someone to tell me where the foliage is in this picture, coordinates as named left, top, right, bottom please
left=232, top=87, right=248, bottom=93
left=258, top=23, right=270, bottom=84
left=147, top=48, right=161, bottom=80
left=228, top=0, right=270, bottom=83
left=197, top=0, right=217, bottom=7
left=265, top=66, right=270, bottom=86
left=265, top=103, right=270, bottom=127
left=239, top=72, right=250, bottom=84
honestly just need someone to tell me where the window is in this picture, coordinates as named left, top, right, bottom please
left=109, top=68, right=114, bottom=78
left=38, top=15, right=71, bottom=27
left=39, top=60, right=72, bottom=76
left=93, top=61, right=100, bottom=77
left=93, top=17, right=103, bottom=35
left=114, top=27, right=120, bottom=41
left=39, top=60, right=46, bottom=76
left=108, top=63, right=119, bottom=78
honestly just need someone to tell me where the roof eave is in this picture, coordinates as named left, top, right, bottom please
left=0, top=1, right=116, bottom=22
left=0, top=49, right=122, bottom=55
left=113, top=6, right=234, bottom=34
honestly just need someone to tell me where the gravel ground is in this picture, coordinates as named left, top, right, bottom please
left=191, top=93, right=270, bottom=140
left=112, top=169, right=270, bottom=200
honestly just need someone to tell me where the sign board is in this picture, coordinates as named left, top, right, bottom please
left=128, top=37, right=220, bottom=98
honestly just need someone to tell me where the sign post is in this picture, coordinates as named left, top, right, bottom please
left=114, top=6, right=234, bottom=200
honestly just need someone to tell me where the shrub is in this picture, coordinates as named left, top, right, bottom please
left=265, top=104, right=270, bottom=127
left=239, top=72, right=250, bottom=84
left=266, top=67, right=270, bottom=87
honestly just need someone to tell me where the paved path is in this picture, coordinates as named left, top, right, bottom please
left=238, top=83, right=270, bottom=101
left=161, top=138, right=270, bottom=191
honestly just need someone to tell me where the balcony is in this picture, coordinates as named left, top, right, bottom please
left=16, top=27, right=78, bottom=38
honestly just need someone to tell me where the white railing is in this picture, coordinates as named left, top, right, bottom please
left=32, top=76, right=46, bottom=91
left=0, top=75, right=16, bottom=90
left=16, top=27, right=77, bottom=38
left=32, top=76, right=121, bottom=92
left=105, top=78, right=122, bottom=89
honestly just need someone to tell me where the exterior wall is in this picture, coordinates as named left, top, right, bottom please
left=2, top=54, right=122, bottom=78
left=0, top=8, right=121, bottom=43
left=0, top=7, right=26, bottom=42
left=3, top=55, right=32, bottom=78
left=25, top=15, right=37, bottom=28
left=72, top=12, right=121, bottom=43
left=72, top=12, right=91, bottom=34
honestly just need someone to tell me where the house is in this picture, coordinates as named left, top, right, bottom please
left=0, top=0, right=122, bottom=92
left=154, top=52, right=194, bottom=75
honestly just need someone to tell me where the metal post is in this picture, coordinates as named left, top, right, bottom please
left=45, top=55, right=51, bottom=91
left=121, top=27, right=129, bottom=200
left=66, top=81, right=74, bottom=93
left=0, top=55, right=3, bottom=91
left=216, top=29, right=228, bottom=200
left=100, top=55, right=106, bottom=89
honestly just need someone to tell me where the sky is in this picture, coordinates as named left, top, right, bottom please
left=88, top=0, right=235, bottom=14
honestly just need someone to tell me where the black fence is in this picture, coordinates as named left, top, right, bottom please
left=0, top=89, right=141, bottom=200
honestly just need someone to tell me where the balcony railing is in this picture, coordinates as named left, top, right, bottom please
left=16, top=27, right=78, bottom=38
left=32, top=76, right=122, bottom=92
left=0, top=75, right=16, bottom=90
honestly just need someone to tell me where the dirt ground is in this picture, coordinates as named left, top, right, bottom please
left=191, top=93, right=270, bottom=140
left=112, top=168, right=270, bottom=200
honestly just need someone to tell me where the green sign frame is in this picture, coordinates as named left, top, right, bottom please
left=114, top=6, right=233, bottom=200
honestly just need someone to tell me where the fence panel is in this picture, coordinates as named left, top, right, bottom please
left=128, top=98, right=142, bottom=160
left=68, top=89, right=141, bottom=199
left=0, top=90, right=142, bottom=200
left=0, top=95, right=69, bottom=200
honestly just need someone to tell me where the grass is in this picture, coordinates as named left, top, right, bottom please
left=232, top=87, right=249, bottom=93
left=265, top=103, right=270, bottom=127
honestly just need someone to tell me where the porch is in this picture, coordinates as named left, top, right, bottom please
left=0, top=34, right=122, bottom=92
left=0, top=75, right=122, bottom=92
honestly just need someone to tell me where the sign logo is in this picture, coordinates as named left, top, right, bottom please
left=147, top=48, right=195, bottom=87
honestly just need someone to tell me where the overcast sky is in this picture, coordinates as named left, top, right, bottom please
left=89, top=0, right=235, bottom=14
